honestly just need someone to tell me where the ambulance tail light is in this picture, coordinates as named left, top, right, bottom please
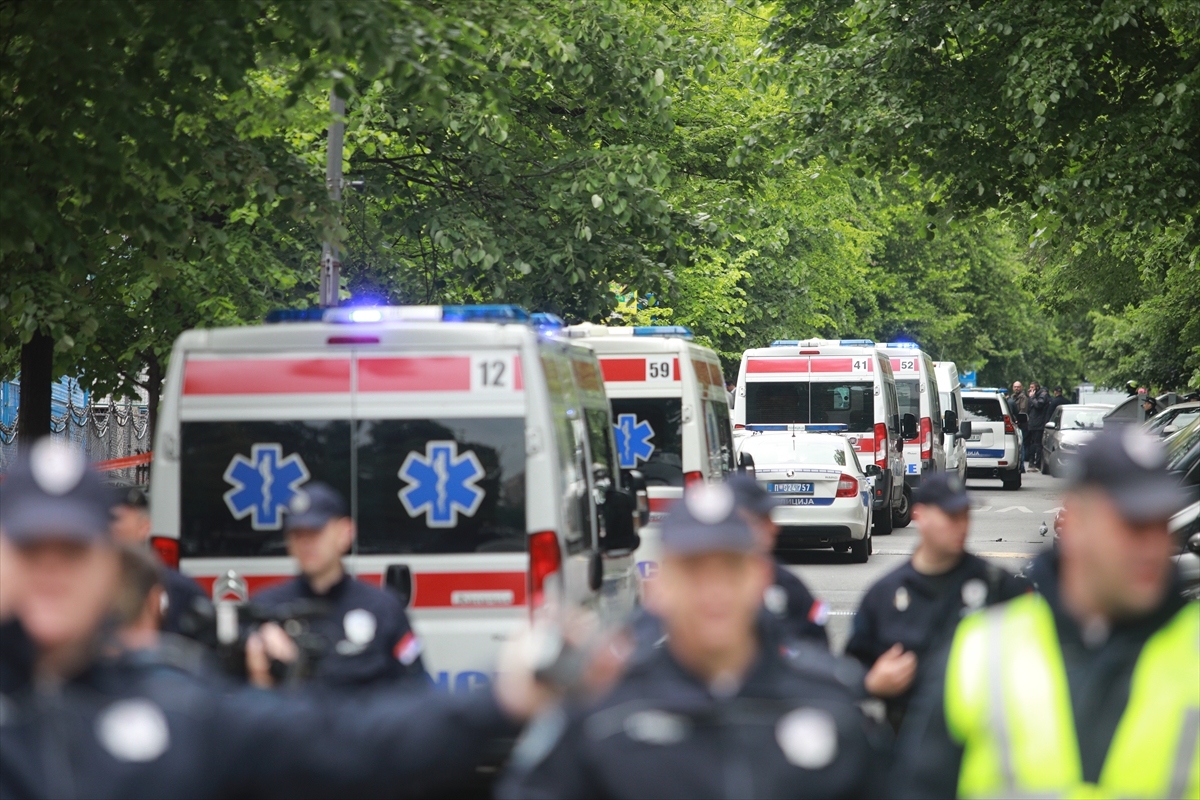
left=920, top=417, right=933, bottom=460
left=150, top=536, right=180, bottom=570
left=1003, top=414, right=1016, bottom=434
left=528, top=531, right=562, bottom=613
left=684, top=471, right=704, bottom=488
left=874, top=423, right=889, bottom=468
left=836, top=474, right=859, bottom=498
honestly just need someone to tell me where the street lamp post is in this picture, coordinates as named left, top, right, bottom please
left=319, top=89, right=345, bottom=308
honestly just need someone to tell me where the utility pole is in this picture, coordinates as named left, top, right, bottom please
left=319, top=89, right=345, bottom=308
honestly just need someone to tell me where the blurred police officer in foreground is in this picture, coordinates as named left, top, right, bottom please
left=893, top=427, right=1198, bottom=799
left=252, top=483, right=425, bottom=689
left=0, top=438, right=537, bottom=799
left=109, top=485, right=206, bottom=637
left=845, top=474, right=1027, bottom=732
left=729, top=474, right=831, bottom=649
left=498, top=482, right=885, bottom=799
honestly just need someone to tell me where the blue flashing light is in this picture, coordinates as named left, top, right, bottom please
left=838, top=339, right=876, bottom=346
left=803, top=424, right=849, bottom=432
left=745, top=423, right=849, bottom=432
left=746, top=424, right=789, bottom=431
left=265, top=308, right=325, bottom=324
left=633, top=326, right=693, bottom=339
left=879, top=341, right=920, bottom=349
left=531, top=312, right=565, bottom=329
left=770, top=340, right=800, bottom=347
left=441, top=304, right=530, bottom=323
left=349, top=308, right=384, bottom=323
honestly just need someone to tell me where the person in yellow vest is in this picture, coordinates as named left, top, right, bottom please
left=893, top=425, right=1198, bottom=799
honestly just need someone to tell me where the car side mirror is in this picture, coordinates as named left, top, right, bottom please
left=1189, top=532, right=1200, bottom=555
left=602, top=488, right=641, bottom=553
left=944, top=410, right=958, bottom=433
left=1017, top=412, right=1029, bottom=427
left=864, top=464, right=882, bottom=478
left=901, top=413, right=918, bottom=441
left=959, top=420, right=972, bottom=439
left=621, top=469, right=650, bottom=527
left=1045, top=421, right=1057, bottom=430
left=738, top=451, right=756, bottom=478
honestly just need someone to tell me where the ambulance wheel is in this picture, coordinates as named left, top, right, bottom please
left=850, top=533, right=870, bottom=563
left=1002, top=469, right=1022, bottom=491
left=892, top=486, right=913, bottom=528
left=873, top=503, right=894, bottom=536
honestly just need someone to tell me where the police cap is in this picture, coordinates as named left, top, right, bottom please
left=1065, top=426, right=1191, bottom=522
left=0, top=438, right=113, bottom=544
left=661, top=483, right=757, bottom=556
left=912, top=472, right=971, bottom=514
left=284, top=482, right=348, bottom=531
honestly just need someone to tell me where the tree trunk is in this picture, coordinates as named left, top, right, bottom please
left=18, top=329, right=54, bottom=446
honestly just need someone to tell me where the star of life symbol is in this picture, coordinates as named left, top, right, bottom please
left=398, top=441, right=486, bottom=528
left=614, top=413, right=655, bottom=469
left=222, top=444, right=310, bottom=530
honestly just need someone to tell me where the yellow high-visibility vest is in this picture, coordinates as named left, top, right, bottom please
left=945, top=593, right=1199, bottom=799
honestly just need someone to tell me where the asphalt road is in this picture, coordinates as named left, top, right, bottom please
left=781, top=468, right=1064, bottom=654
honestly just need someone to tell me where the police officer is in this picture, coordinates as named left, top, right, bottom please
left=498, top=482, right=886, bottom=799
left=728, top=474, right=830, bottom=649
left=893, top=426, right=1198, bottom=798
left=845, top=473, right=1027, bottom=731
left=0, top=439, right=534, bottom=799
left=109, top=485, right=207, bottom=637
left=252, top=482, right=425, bottom=688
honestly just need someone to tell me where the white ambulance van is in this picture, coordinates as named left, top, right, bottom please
left=561, top=324, right=736, bottom=580
left=934, top=361, right=972, bottom=484
left=149, top=305, right=641, bottom=693
left=732, top=339, right=906, bottom=535
left=876, top=343, right=946, bottom=523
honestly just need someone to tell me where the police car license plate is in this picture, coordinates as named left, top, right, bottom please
left=768, top=482, right=814, bottom=494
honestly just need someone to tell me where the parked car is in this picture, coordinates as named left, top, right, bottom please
left=1042, top=404, right=1109, bottom=477
left=962, top=390, right=1023, bottom=490
left=1145, top=401, right=1200, bottom=439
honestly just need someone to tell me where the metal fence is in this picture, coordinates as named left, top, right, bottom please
left=0, top=378, right=152, bottom=484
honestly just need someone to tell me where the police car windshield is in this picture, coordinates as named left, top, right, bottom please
left=610, top=398, right=683, bottom=487
left=745, top=382, right=874, bottom=433
left=964, top=397, right=1005, bottom=423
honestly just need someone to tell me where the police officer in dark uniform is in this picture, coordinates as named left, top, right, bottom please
left=845, top=473, right=1027, bottom=731
left=109, top=486, right=207, bottom=637
left=728, top=474, right=830, bottom=649
left=498, top=482, right=887, bottom=799
left=252, top=483, right=425, bottom=688
left=0, top=439, right=530, bottom=800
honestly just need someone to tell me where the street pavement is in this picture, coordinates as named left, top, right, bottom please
left=782, top=469, right=1064, bottom=654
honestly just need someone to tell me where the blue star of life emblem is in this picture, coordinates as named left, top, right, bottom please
left=614, top=413, right=656, bottom=469
left=398, top=440, right=486, bottom=528
left=222, top=444, right=311, bottom=530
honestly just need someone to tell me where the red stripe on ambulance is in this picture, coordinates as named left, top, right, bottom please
left=811, top=357, right=865, bottom=373
left=600, top=358, right=647, bottom=381
left=184, top=359, right=351, bottom=395
left=358, top=357, right=471, bottom=392
left=746, top=359, right=809, bottom=374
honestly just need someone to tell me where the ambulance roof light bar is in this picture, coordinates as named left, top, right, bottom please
left=267, top=304, right=532, bottom=325
left=531, top=312, right=565, bottom=330
left=745, top=423, right=849, bottom=432
left=769, top=338, right=875, bottom=347
left=633, top=326, right=693, bottom=339
left=878, top=340, right=920, bottom=349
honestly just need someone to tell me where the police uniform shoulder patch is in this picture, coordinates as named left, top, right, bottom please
left=894, top=586, right=910, bottom=611
left=961, top=578, right=988, bottom=610
left=95, top=698, right=170, bottom=763
left=764, top=585, right=788, bottom=616
left=776, top=707, right=838, bottom=770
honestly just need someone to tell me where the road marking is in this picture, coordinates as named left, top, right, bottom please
left=973, top=505, right=993, bottom=513
left=974, top=552, right=1034, bottom=559
left=996, top=506, right=1033, bottom=513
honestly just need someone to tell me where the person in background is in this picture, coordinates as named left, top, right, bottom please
left=498, top=483, right=887, bottom=799
left=252, top=482, right=426, bottom=689
left=845, top=474, right=1027, bottom=732
left=110, top=486, right=206, bottom=636
left=725, top=381, right=736, bottom=408
left=1126, top=379, right=1140, bottom=397
left=1049, top=386, right=1069, bottom=417
left=894, top=426, right=1196, bottom=799
left=1010, top=381, right=1030, bottom=471
left=1141, top=393, right=1159, bottom=421
left=1026, top=381, right=1052, bottom=472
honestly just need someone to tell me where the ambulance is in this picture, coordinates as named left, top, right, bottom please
left=733, top=339, right=907, bottom=535
left=934, top=361, right=971, bottom=484
left=876, top=342, right=946, bottom=526
left=561, top=324, right=736, bottom=579
left=149, top=305, right=641, bottom=693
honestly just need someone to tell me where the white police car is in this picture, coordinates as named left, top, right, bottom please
left=733, top=339, right=906, bottom=536
left=735, top=425, right=873, bottom=562
left=149, top=305, right=641, bottom=693
left=560, top=323, right=735, bottom=584
left=962, top=389, right=1023, bottom=490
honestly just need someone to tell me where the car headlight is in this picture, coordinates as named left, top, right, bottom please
left=1060, top=439, right=1080, bottom=452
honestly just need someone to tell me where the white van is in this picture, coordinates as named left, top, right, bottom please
left=562, top=324, right=735, bottom=579
left=733, top=339, right=907, bottom=535
left=876, top=344, right=946, bottom=510
left=934, top=361, right=971, bottom=484
left=149, top=305, right=641, bottom=693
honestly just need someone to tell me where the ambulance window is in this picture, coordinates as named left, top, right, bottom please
left=808, top=383, right=875, bottom=433
left=584, top=408, right=617, bottom=493
left=925, top=366, right=942, bottom=436
left=703, top=400, right=735, bottom=476
left=541, top=350, right=590, bottom=553
left=745, top=382, right=811, bottom=425
left=609, top=398, right=683, bottom=487
left=896, top=380, right=921, bottom=427
left=353, top=417, right=526, bottom=554
left=178, top=420, right=350, bottom=558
